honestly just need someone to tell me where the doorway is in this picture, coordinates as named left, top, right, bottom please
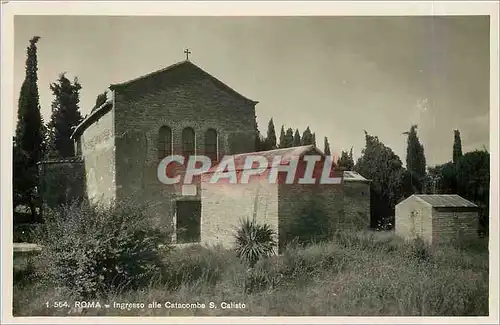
left=175, top=200, right=201, bottom=244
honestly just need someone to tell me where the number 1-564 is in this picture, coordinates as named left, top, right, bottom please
left=46, top=301, right=70, bottom=308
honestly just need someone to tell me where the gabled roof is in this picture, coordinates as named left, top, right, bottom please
left=412, top=194, right=478, bottom=208
left=205, top=145, right=370, bottom=182
left=109, top=60, right=258, bottom=105
left=207, top=145, right=324, bottom=173
left=343, top=170, right=369, bottom=182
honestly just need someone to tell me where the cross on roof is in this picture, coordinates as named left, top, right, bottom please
left=184, top=49, right=191, bottom=61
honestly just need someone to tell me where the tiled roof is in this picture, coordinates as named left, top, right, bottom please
left=413, top=194, right=478, bottom=208
left=205, top=146, right=369, bottom=182
left=343, top=170, right=369, bottom=182
left=208, top=145, right=323, bottom=173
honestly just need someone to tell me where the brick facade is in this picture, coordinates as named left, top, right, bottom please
left=112, top=61, right=257, bottom=229
left=431, top=209, right=479, bottom=245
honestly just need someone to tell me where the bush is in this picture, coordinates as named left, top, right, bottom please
left=407, top=237, right=432, bottom=263
left=286, top=199, right=332, bottom=245
left=235, top=219, right=277, bottom=268
left=33, top=200, right=172, bottom=299
left=13, top=223, right=39, bottom=243
left=13, top=253, right=38, bottom=287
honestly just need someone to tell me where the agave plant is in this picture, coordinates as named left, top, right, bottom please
left=234, top=219, right=277, bottom=268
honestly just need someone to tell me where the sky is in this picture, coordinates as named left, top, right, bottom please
left=13, top=15, right=490, bottom=167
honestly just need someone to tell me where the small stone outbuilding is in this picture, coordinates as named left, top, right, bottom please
left=200, top=145, right=371, bottom=252
left=395, top=194, right=479, bottom=245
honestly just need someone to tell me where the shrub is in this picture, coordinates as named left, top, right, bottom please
left=407, top=236, right=432, bottom=263
left=286, top=199, right=332, bottom=245
left=13, top=223, right=39, bottom=243
left=33, top=200, right=172, bottom=299
left=235, top=219, right=277, bottom=268
left=161, top=245, right=230, bottom=290
left=13, top=253, right=38, bottom=287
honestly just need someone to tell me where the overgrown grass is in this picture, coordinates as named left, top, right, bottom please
left=13, top=227, right=489, bottom=316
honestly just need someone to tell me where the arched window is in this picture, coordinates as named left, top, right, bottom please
left=204, top=128, right=218, bottom=163
left=182, top=127, right=196, bottom=157
left=158, top=126, right=172, bottom=159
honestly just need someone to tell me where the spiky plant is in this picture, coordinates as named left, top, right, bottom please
left=234, top=219, right=277, bottom=268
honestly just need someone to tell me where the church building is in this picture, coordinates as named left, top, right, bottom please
left=38, top=56, right=371, bottom=247
left=39, top=58, right=257, bottom=228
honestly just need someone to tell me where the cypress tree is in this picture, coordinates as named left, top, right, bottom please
left=404, top=125, right=426, bottom=179
left=293, top=129, right=301, bottom=147
left=13, top=36, right=45, bottom=220
left=283, top=128, right=294, bottom=148
left=47, top=73, right=83, bottom=158
left=266, top=118, right=277, bottom=150
left=324, top=137, right=331, bottom=156
left=301, top=126, right=314, bottom=145
left=279, top=125, right=286, bottom=149
left=453, top=129, right=463, bottom=164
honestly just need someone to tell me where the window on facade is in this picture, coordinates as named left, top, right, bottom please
left=158, top=126, right=172, bottom=159
left=204, top=128, right=218, bottom=163
left=176, top=200, right=201, bottom=243
left=182, top=127, right=196, bottom=157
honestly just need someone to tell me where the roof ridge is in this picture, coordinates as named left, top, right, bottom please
left=231, top=144, right=316, bottom=157
left=109, top=60, right=257, bottom=105
left=37, top=157, right=83, bottom=164
left=110, top=60, right=188, bottom=88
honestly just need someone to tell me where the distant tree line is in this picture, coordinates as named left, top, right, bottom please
left=255, top=119, right=489, bottom=233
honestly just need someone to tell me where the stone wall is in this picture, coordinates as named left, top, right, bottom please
left=278, top=183, right=344, bottom=251
left=432, top=209, right=479, bottom=245
left=343, top=181, right=371, bottom=231
left=79, top=108, right=116, bottom=205
left=113, top=63, right=257, bottom=229
left=201, top=180, right=279, bottom=249
left=38, top=159, right=86, bottom=210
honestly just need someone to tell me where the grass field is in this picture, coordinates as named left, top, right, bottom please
left=13, top=230, right=489, bottom=317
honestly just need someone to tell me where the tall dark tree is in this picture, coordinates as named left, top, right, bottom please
left=266, top=118, right=277, bottom=150
left=13, top=36, right=45, bottom=220
left=283, top=128, right=294, bottom=148
left=323, top=137, right=331, bottom=156
left=430, top=149, right=490, bottom=235
left=456, top=150, right=490, bottom=235
left=403, top=125, right=427, bottom=182
left=301, top=126, right=314, bottom=145
left=453, top=129, right=463, bottom=164
left=337, top=150, right=354, bottom=170
left=47, top=73, right=83, bottom=158
left=279, top=125, right=286, bottom=148
left=293, top=129, right=301, bottom=147
left=354, top=131, right=405, bottom=228
left=312, top=133, right=317, bottom=147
